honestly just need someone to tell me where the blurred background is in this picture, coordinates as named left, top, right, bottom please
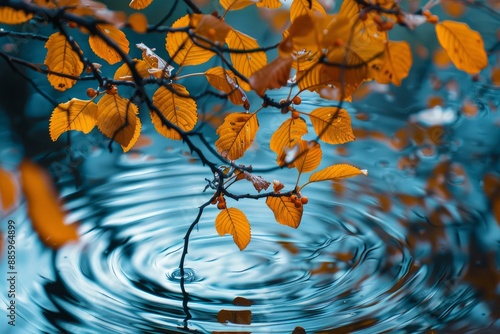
left=1, top=0, right=499, bottom=333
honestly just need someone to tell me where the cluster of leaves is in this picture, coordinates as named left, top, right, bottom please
left=0, top=0, right=489, bottom=251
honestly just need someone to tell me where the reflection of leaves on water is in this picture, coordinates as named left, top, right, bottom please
left=292, top=326, right=306, bottom=334
left=216, top=309, right=252, bottom=325
left=315, top=319, right=377, bottom=333
left=464, top=229, right=500, bottom=319
left=484, top=173, right=500, bottom=227
left=0, top=167, right=18, bottom=212
left=232, top=296, right=252, bottom=306
left=20, top=160, right=79, bottom=248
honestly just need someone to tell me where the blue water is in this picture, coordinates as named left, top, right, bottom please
left=2, top=82, right=500, bottom=332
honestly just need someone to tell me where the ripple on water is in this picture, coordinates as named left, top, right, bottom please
left=6, top=118, right=498, bottom=334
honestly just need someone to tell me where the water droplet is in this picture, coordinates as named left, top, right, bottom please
left=168, top=268, right=196, bottom=282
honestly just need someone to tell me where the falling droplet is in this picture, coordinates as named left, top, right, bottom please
left=168, top=268, right=196, bottom=282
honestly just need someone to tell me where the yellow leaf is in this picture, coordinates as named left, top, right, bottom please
left=309, top=107, right=355, bottom=144
left=318, top=16, right=353, bottom=50
left=166, top=14, right=216, bottom=66
left=270, top=118, right=308, bottom=167
left=249, top=55, right=293, bottom=96
left=33, top=0, right=79, bottom=8
left=44, top=32, right=84, bottom=91
left=0, top=168, right=18, bottom=212
left=129, top=0, right=153, bottom=9
left=435, top=21, right=487, bottom=74
left=338, top=0, right=361, bottom=20
left=190, top=14, right=231, bottom=47
left=441, top=0, right=466, bottom=18
left=20, top=160, right=78, bottom=249
left=257, top=0, right=282, bottom=8
left=96, top=94, right=141, bottom=152
left=215, top=207, right=251, bottom=250
left=288, top=13, right=351, bottom=53
left=296, top=28, right=383, bottom=100
left=151, top=84, right=198, bottom=140
left=0, top=7, right=33, bottom=24
left=293, top=140, right=322, bottom=173
left=370, top=41, right=412, bottom=86
left=266, top=196, right=303, bottom=228
left=113, top=59, right=152, bottom=81
left=128, top=13, right=148, bottom=33
left=308, top=164, right=367, bottom=184
left=220, top=0, right=256, bottom=11
left=226, top=29, right=267, bottom=83
left=289, top=0, right=326, bottom=23
left=296, top=64, right=362, bottom=101
left=49, top=98, right=98, bottom=141
left=89, top=24, right=130, bottom=65
left=216, top=112, right=259, bottom=160
left=324, top=45, right=374, bottom=88
left=205, top=67, right=249, bottom=106
left=220, top=0, right=281, bottom=10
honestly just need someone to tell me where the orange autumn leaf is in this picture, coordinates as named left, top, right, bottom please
left=433, top=47, right=451, bottom=68
left=0, top=168, right=18, bottom=212
left=324, top=42, right=380, bottom=88
left=266, top=196, right=303, bottom=228
left=308, top=164, right=367, bottom=184
left=33, top=0, right=126, bottom=27
left=215, top=112, right=259, bottom=160
left=128, top=13, right=148, bottom=33
left=33, top=0, right=80, bottom=8
left=151, top=84, right=198, bottom=140
left=293, top=140, right=322, bottom=173
left=190, top=14, right=231, bottom=47
left=441, top=0, right=466, bottom=18
left=370, top=41, right=412, bottom=86
left=220, top=0, right=256, bottom=11
left=249, top=55, right=293, bottom=96
left=435, top=21, right=488, bottom=74
left=270, top=117, right=308, bottom=167
left=166, top=14, right=215, bottom=66
left=289, top=13, right=351, bottom=53
left=114, top=58, right=151, bottom=81
left=226, top=29, right=267, bottom=86
left=49, top=98, right=98, bottom=141
left=492, top=67, right=500, bottom=86
left=205, top=66, right=249, bottom=106
left=96, top=94, right=141, bottom=152
left=337, top=0, right=362, bottom=21
left=289, top=0, right=326, bottom=23
left=0, top=7, right=33, bottom=24
left=44, top=32, right=84, bottom=91
left=215, top=207, right=251, bottom=250
left=258, top=0, right=282, bottom=8
left=89, top=24, right=130, bottom=65
left=220, top=0, right=281, bottom=10
left=129, top=0, right=153, bottom=10
left=19, top=160, right=78, bottom=248
left=296, top=36, right=376, bottom=100
left=309, top=107, right=355, bottom=144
